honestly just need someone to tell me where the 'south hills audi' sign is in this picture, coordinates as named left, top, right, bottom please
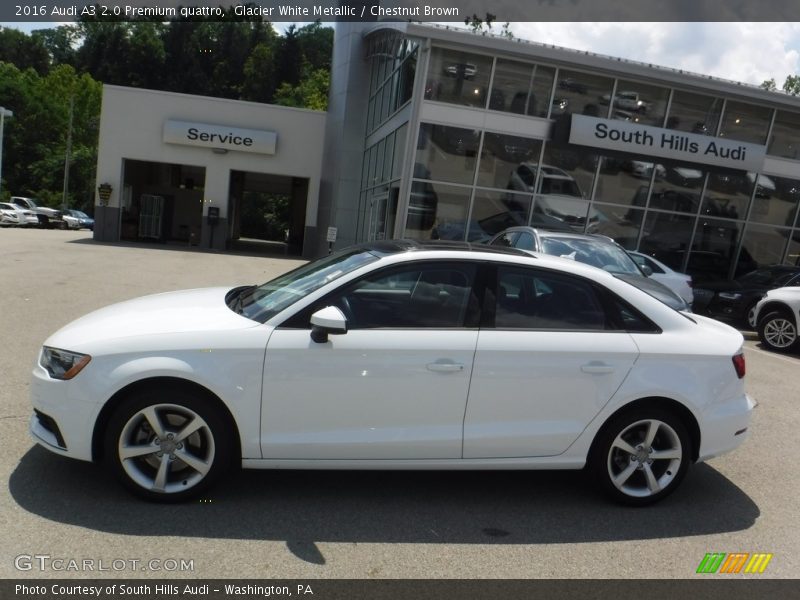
left=569, top=114, right=766, bottom=172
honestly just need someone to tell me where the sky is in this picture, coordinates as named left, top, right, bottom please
left=2, top=21, right=800, bottom=89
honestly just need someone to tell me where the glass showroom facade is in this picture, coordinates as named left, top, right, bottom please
left=350, top=25, right=800, bottom=283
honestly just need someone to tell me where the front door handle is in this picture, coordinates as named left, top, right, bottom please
left=580, top=362, right=615, bottom=375
left=427, top=361, right=464, bottom=373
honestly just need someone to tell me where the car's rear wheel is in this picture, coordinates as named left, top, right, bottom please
left=590, top=408, right=691, bottom=506
left=758, top=310, right=798, bottom=352
left=104, top=389, right=232, bottom=502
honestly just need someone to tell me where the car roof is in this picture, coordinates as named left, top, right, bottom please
left=352, top=239, right=535, bottom=259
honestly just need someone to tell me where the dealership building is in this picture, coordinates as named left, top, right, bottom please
left=93, top=22, right=800, bottom=280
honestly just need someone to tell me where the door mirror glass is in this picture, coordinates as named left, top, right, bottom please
left=310, top=306, right=348, bottom=343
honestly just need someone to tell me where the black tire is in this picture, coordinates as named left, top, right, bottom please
left=104, top=387, right=234, bottom=502
left=589, top=408, right=692, bottom=506
left=744, top=301, right=759, bottom=330
left=757, top=310, right=799, bottom=353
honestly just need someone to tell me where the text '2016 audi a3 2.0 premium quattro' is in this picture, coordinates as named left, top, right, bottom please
left=29, top=241, right=754, bottom=505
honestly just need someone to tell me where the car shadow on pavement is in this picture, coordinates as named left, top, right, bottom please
left=10, top=446, right=759, bottom=563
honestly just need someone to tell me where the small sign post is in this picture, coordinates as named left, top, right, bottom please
left=326, top=226, right=338, bottom=254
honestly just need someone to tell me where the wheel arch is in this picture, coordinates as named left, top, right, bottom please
left=589, top=396, right=701, bottom=463
left=758, top=301, right=797, bottom=324
left=91, top=376, right=241, bottom=463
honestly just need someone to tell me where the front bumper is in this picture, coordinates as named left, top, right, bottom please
left=29, top=362, right=99, bottom=462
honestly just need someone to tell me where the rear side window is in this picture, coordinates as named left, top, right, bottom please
left=494, top=266, right=607, bottom=330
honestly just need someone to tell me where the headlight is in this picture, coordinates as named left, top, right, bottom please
left=40, top=347, right=91, bottom=380
left=718, top=292, right=742, bottom=301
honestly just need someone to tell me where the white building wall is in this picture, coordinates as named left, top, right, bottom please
left=94, top=85, right=326, bottom=250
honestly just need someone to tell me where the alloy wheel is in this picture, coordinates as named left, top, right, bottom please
left=763, top=317, right=797, bottom=349
left=117, top=403, right=215, bottom=495
left=606, top=418, right=683, bottom=499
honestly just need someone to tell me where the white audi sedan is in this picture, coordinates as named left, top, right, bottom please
left=30, top=241, right=754, bottom=505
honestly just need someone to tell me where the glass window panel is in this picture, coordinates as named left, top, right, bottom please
left=605, top=80, right=670, bottom=127
left=768, top=110, right=800, bottom=159
left=415, top=123, right=480, bottom=185
left=702, top=168, right=754, bottom=221
left=519, top=146, right=596, bottom=232
left=373, top=138, right=385, bottom=186
left=737, top=224, right=791, bottom=274
left=477, top=133, right=542, bottom=189
left=425, top=47, right=493, bottom=108
left=665, top=90, right=723, bottom=135
left=392, top=124, right=407, bottom=180
left=468, top=189, right=533, bottom=241
left=749, top=174, right=799, bottom=226
left=594, top=157, right=654, bottom=208
left=382, top=132, right=395, bottom=183
left=785, top=230, right=800, bottom=266
left=648, top=163, right=705, bottom=214
left=587, top=203, right=644, bottom=250
left=531, top=65, right=556, bottom=118
left=719, top=100, right=772, bottom=145
left=552, top=69, right=614, bottom=118
left=690, top=217, right=743, bottom=282
left=489, top=59, right=536, bottom=115
left=639, top=211, right=695, bottom=272
left=405, top=181, right=471, bottom=240
left=398, top=52, right=416, bottom=106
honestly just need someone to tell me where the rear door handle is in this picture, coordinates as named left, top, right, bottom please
left=580, top=362, right=615, bottom=375
left=427, top=361, right=465, bottom=373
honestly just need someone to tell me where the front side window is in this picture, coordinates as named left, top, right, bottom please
left=286, top=262, right=479, bottom=329
left=495, top=267, right=607, bottom=330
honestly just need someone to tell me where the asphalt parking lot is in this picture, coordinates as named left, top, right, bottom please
left=1, top=228, right=798, bottom=579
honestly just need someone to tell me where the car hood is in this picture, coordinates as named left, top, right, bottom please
left=45, top=287, right=259, bottom=350
left=614, top=274, right=688, bottom=311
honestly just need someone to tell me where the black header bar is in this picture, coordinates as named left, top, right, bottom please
left=3, top=0, right=800, bottom=23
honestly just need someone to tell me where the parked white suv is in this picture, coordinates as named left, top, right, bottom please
left=754, top=287, right=800, bottom=352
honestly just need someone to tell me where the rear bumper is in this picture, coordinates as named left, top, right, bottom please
left=697, top=393, right=755, bottom=462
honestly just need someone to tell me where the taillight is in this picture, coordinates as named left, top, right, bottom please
left=732, top=353, right=746, bottom=379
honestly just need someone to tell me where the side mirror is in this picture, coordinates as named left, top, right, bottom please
left=310, top=306, right=348, bottom=343
left=640, top=264, right=653, bottom=277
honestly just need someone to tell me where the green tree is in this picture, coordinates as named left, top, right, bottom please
left=32, top=25, right=79, bottom=67
left=0, top=26, right=50, bottom=74
left=273, top=67, right=329, bottom=110
left=760, top=78, right=777, bottom=92
left=783, top=75, right=800, bottom=96
left=242, top=41, right=278, bottom=103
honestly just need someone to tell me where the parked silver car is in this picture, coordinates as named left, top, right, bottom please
left=487, top=227, right=691, bottom=312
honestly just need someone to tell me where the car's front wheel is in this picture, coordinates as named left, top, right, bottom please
left=758, top=310, right=799, bottom=353
left=590, top=408, right=691, bottom=506
left=104, top=389, right=233, bottom=502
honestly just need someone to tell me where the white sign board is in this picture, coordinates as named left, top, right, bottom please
left=569, top=114, right=766, bottom=172
left=326, top=227, right=338, bottom=243
left=163, top=120, right=277, bottom=155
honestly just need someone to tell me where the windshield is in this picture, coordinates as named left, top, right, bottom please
left=234, top=248, right=379, bottom=322
left=540, top=236, right=642, bottom=275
